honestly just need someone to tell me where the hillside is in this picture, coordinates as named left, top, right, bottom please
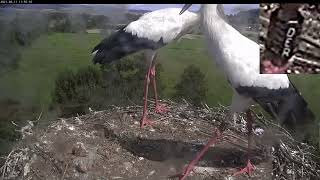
left=1, top=100, right=319, bottom=180
left=227, top=9, right=259, bottom=31
left=1, top=5, right=259, bottom=30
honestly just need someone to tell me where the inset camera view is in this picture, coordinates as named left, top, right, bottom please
left=260, top=3, right=320, bottom=74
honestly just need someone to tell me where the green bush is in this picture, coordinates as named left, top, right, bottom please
left=0, top=11, right=48, bottom=74
left=10, top=12, right=49, bottom=46
left=89, top=15, right=110, bottom=29
left=52, top=53, right=165, bottom=117
left=52, top=66, right=104, bottom=117
left=101, top=53, right=164, bottom=106
left=0, top=99, right=37, bottom=156
left=174, top=65, right=208, bottom=106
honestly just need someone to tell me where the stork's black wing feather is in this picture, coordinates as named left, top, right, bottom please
left=236, top=81, right=315, bottom=141
left=91, top=27, right=165, bottom=64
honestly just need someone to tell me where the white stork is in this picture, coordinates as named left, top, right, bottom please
left=176, top=4, right=315, bottom=180
left=91, top=8, right=200, bottom=128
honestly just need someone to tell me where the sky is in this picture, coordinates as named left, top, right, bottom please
left=128, top=4, right=259, bottom=15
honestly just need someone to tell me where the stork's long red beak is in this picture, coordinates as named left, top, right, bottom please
left=179, top=4, right=192, bottom=15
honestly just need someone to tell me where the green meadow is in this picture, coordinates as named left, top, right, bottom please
left=0, top=32, right=319, bottom=119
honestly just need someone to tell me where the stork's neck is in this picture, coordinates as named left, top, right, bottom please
left=200, top=4, right=236, bottom=49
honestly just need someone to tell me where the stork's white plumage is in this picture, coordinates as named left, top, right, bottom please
left=177, top=4, right=315, bottom=180
left=124, top=8, right=199, bottom=43
left=201, top=6, right=289, bottom=90
left=92, top=8, right=199, bottom=65
left=91, top=8, right=200, bottom=128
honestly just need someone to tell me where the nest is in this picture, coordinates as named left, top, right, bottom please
left=0, top=100, right=319, bottom=179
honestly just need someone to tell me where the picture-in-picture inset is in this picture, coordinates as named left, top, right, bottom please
left=260, top=3, right=320, bottom=74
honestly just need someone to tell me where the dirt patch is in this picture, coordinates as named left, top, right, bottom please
left=0, top=100, right=318, bottom=179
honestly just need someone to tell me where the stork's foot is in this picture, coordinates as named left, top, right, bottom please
left=140, top=115, right=155, bottom=128
left=169, top=129, right=224, bottom=180
left=233, top=159, right=255, bottom=177
left=262, top=60, right=289, bottom=74
left=154, top=103, right=169, bottom=114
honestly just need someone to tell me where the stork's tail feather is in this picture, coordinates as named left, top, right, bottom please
left=257, top=82, right=316, bottom=142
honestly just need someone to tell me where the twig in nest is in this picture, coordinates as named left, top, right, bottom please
left=224, top=132, right=248, bottom=145
left=9, top=155, right=20, bottom=178
left=163, top=98, right=177, bottom=105
left=117, top=109, right=141, bottom=114
left=182, top=99, right=191, bottom=106
left=11, top=121, right=19, bottom=127
left=1, top=148, right=17, bottom=178
left=61, top=162, right=69, bottom=180
left=32, top=111, right=43, bottom=123
left=146, top=99, right=156, bottom=104
left=276, top=139, right=320, bottom=178
left=153, top=116, right=171, bottom=123
left=126, top=96, right=142, bottom=107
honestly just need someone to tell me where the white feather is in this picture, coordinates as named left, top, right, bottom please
left=124, top=8, right=200, bottom=43
left=200, top=5, right=289, bottom=90
left=92, top=50, right=98, bottom=56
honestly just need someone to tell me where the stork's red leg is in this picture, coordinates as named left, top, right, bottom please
left=140, top=67, right=154, bottom=128
left=170, top=124, right=226, bottom=180
left=233, top=110, right=256, bottom=176
left=150, top=65, right=169, bottom=114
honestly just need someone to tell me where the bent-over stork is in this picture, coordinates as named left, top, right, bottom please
left=91, top=8, right=200, bottom=128
left=176, top=4, right=315, bottom=180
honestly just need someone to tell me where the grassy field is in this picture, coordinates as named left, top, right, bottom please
left=0, top=32, right=319, bottom=120
left=0, top=33, right=102, bottom=108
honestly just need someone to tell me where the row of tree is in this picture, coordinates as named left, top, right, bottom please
left=0, top=9, right=114, bottom=75
left=47, top=11, right=111, bottom=32
left=51, top=53, right=208, bottom=117
left=228, top=9, right=259, bottom=31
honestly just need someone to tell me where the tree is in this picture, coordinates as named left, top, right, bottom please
left=68, top=14, right=87, bottom=33
left=51, top=53, right=165, bottom=117
left=10, top=12, right=49, bottom=46
left=51, top=66, right=104, bottom=117
left=174, top=65, right=208, bottom=106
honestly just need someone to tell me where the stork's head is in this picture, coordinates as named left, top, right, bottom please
left=179, top=4, right=192, bottom=15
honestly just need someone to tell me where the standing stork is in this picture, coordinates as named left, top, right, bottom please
left=176, top=4, right=315, bottom=180
left=91, top=8, right=200, bottom=128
